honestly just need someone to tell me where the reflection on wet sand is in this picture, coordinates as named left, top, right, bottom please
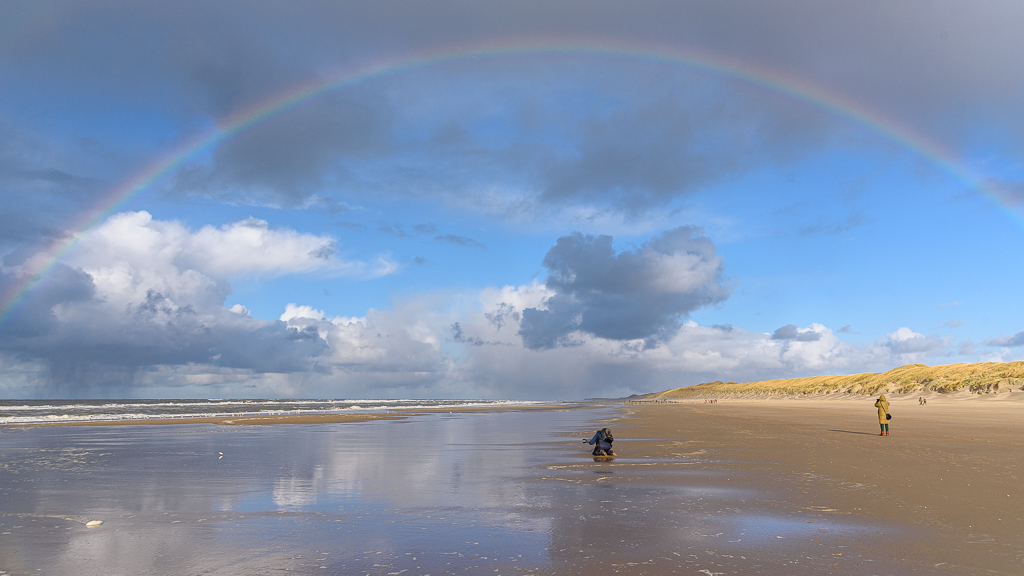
left=2, top=402, right=1012, bottom=575
left=1, top=408, right=589, bottom=574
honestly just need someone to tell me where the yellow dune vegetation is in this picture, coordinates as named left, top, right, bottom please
left=635, top=361, right=1024, bottom=399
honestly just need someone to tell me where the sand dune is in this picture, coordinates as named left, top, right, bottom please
left=633, top=361, right=1024, bottom=401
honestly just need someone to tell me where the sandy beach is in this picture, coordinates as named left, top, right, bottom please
left=1, top=399, right=1021, bottom=575
left=601, top=397, right=1023, bottom=574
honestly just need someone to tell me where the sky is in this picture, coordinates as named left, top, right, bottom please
left=1, top=1, right=1023, bottom=399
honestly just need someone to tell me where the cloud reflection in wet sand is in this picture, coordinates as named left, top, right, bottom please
left=0, top=408, right=921, bottom=575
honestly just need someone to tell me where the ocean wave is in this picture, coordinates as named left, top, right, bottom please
left=0, top=399, right=551, bottom=424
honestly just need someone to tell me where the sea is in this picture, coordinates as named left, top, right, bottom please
left=0, top=398, right=549, bottom=425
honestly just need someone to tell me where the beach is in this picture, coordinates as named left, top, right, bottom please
left=1, top=399, right=1021, bottom=575
left=605, top=397, right=1023, bottom=574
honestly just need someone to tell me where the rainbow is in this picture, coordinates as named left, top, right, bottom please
left=0, top=38, right=1008, bottom=327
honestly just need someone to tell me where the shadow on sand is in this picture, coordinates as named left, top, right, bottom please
left=828, top=429, right=878, bottom=436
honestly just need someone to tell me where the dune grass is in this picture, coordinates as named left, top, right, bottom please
left=635, top=361, right=1024, bottom=399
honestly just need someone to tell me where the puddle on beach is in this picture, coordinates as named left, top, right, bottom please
left=0, top=408, right=932, bottom=575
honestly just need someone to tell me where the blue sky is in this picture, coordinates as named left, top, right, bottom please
left=1, top=2, right=1023, bottom=399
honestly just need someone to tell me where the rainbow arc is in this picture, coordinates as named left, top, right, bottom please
left=0, top=39, right=1005, bottom=326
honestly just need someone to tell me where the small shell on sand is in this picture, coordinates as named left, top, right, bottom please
left=85, top=520, right=103, bottom=527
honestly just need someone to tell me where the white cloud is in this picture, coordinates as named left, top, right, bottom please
left=77, top=211, right=354, bottom=280
left=881, top=327, right=950, bottom=355
left=183, top=217, right=346, bottom=275
left=0, top=212, right=391, bottom=393
left=0, top=214, right=964, bottom=399
left=244, top=284, right=957, bottom=399
left=280, top=303, right=326, bottom=322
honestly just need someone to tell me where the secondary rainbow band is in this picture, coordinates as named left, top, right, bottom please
left=0, top=39, right=1002, bottom=327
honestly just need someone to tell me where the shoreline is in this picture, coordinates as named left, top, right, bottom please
left=12, top=412, right=408, bottom=427
left=1, top=402, right=576, bottom=427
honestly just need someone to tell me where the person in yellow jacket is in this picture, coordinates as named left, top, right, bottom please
left=875, top=394, right=891, bottom=436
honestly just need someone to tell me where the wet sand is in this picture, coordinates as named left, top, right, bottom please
left=597, top=399, right=1024, bottom=575
left=0, top=400, right=1021, bottom=575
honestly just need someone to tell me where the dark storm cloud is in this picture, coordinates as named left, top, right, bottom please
left=538, top=99, right=733, bottom=212
left=13, top=0, right=1014, bottom=124
left=0, top=263, right=95, bottom=338
left=4, top=2, right=1023, bottom=215
left=170, top=92, right=393, bottom=206
left=34, top=316, right=330, bottom=396
left=0, top=121, right=110, bottom=250
left=0, top=270, right=329, bottom=395
left=519, top=226, right=729, bottom=349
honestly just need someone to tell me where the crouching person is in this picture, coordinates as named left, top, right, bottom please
left=586, top=427, right=615, bottom=456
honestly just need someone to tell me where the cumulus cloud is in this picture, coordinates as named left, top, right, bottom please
left=436, top=292, right=959, bottom=397
left=78, top=211, right=352, bottom=280
left=882, top=327, right=950, bottom=355
left=0, top=213, right=964, bottom=399
left=0, top=212, right=374, bottom=394
left=518, top=226, right=729, bottom=349
left=0, top=258, right=960, bottom=399
left=280, top=304, right=328, bottom=322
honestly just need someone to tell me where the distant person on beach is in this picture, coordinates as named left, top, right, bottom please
left=585, top=427, right=615, bottom=456
left=875, top=394, right=891, bottom=436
